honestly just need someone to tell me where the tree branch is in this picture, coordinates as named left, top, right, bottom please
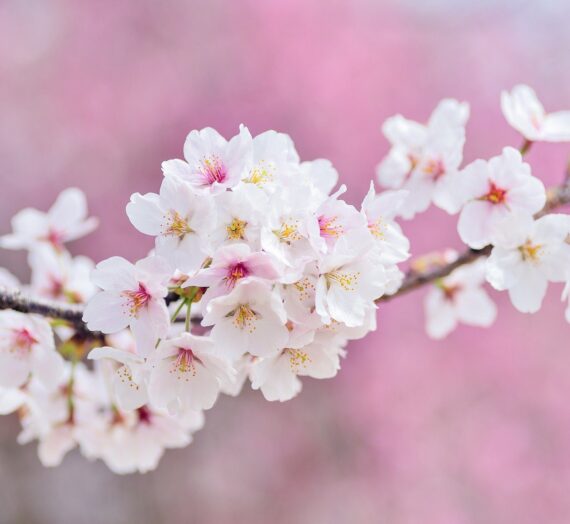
left=1, top=183, right=569, bottom=336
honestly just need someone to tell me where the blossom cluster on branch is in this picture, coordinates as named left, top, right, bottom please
left=0, top=84, right=569, bottom=473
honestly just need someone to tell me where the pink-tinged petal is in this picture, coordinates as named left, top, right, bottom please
left=508, top=268, right=548, bottom=313
left=91, top=257, right=137, bottom=291
left=112, top=365, right=148, bottom=410
left=425, top=290, right=457, bottom=340
left=382, top=114, right=428, bottom=149
left=457, top=200, right=494, bottom=249
left=245, top=252, right=280, bottom=280
left=0, top=353, right=30, bottom=389
left=455, top=288, right=497, bottom=327
left=49, top=188, right=89, bottom=226
left=83, top=291, right=130, bottom=333
left=37, top=425, right=76, bottom=467
left=543, top=111, right=570, bottom=141
left=250, top=354, right=302, bottom=402
left=131, top=300, right=170, bottom=357
left=300, top=159, right=339, bottom=196
left=0, top=388, right=26, bottom=415
left=161, top=158, right=193, bottom=179
left=126, top=192, right=163, bottom=236
left=88, top=346, right=144, bottom=366
left=506, top=176, right=546, bottom=215
left=31, top=348, right=65, bottom=390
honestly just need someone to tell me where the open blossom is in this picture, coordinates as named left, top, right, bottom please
left=315, top=233, right=386, bottom=327
left=89, top=345, right=149, bottom=411
left=29, top=245, right=96, bottom=303
left=185, top=243, right=280, bottom=304
left=501, top=84, right=570, bottom=142
left=126, top=175, right=215, bottom=273
left=83, top=255, right=171, bottom=356
left=162, top=126, right=253, bottom=194
left=82, top=406, right=203, bottom=475
left=439, top=147, right=546, bottom=249
left=148, top=332, right=234, bottom=414
left=0, top=311, right=64, bottom=390
left=250, top=335, right=344, bottom=402
left=202, top=279, right=289, bottom=361
left=376, top=99, right=469, bottom=219
left=486, top=213, right=570, bottom=313
left=0, top=188, right=98, bottom=252
left=424, top=257, right=497, bottom=339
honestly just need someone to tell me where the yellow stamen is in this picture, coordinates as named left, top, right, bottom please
left=226, top=218, right=248, bottom=241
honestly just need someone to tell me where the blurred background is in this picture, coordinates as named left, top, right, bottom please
left=1, top=0, right=570, bottom=522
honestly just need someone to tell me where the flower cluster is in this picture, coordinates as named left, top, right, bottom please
left=374, top=84, right=570, bottom=337
left=0, top=83, right=569, bottom=474
left=0, top=127, right=409, bottom=471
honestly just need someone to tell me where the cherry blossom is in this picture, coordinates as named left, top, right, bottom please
left=250, top=335, right=344, bottom=402
left=147, top=332, right=234, bottom=414
left=83, top=255, right=171, bottom=356
left=376, top=99, right=469, bottom=219
left=0, top=311, right=63, bottom=390
left=486, top=213, right=570, bottom=313
left=501, top=84, right=570, bottom=142
left=441, top=147, right=546, bottom=249
left=424, top=257, right=497, bottom=339
left=126, top=175, right=215, bottom=273
left=201, top=279, right=289, bottom=361
left=161, top=125, right=253, bottom=194
left=184, top=243, right=280, bottom=305
left=0, top=188, right=98, bottom=252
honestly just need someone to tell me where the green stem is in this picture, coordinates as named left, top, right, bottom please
left=170, top=299, right=186, bottom=322
left=520, top=138, right=533, bottom=156
left=185, top=301, right=192, bottom=332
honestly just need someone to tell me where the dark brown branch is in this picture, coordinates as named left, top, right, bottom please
left=1, top=183, right=569, bottom=336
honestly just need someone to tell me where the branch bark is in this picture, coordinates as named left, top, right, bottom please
left=1, top=183, right=569, bottom=335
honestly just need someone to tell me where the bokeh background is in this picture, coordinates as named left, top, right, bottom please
left=1, top=0, right=570, bottom=522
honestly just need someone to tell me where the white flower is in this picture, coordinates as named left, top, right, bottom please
left=250, top=336, right=344, bottom=402
left=0, top=188, right=98, bottom=252
left=184, top=243, right=280, bottom=304
left=315, top=233, right=386, bottom=327
left=202, top=279, right=289, bottom=361
left=307, top=186, right=368, bottom=253
left=360, top=183, right=410, bottom=265
left=88, top=345, right=149, bottom=411
left=126, top=175, right=215, bottom=273
left=376, top=99, right=469, bottom=219
left=162, top=126, right=252, bottom=194
left=83, top=255, right=171, bottom=356
left=29, top=245, right=96, bottom=303
left=0, top=311, right=63, bottom=390
left=486, top=213, right=570, bottom=313
left=148, top=332, right=234, bottom=414
left=424, top=258, right=497, bottom=339
left=78, top=402, right=203, bottom=475
left=440, top=147, right=546, bottom=249
left=501, top=84, right=570, bottom=142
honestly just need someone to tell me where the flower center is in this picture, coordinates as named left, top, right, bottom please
left=423, top=158, right=446, bottom=179
left=286, top=348, right=312, bottom=372
left=519, top=240, right=543, bottom=262
left=172, top=348, right=201, bottom=377
left=199, top=156, right=227, bottom=185
left=482, top=182, right=507, bottom=205
left=44, top=229, right=64, bottom=250
left=245, top=160, right=274, bottom=186
left=226, top=218, right=248, bottom=241
left=368, top=218, right=385, bottom=239
left=164, top=210, right=193, bottom=238
left=225, top=262, right=249, bottom=289
left=137, top=406, right=152, bottom=425
left=232, top=304, right=258, bottom=332
left=274, top=220, right=301, bottom=244
left=318, top=215, right=343, bottom=239
left=11, top=328, right=37, bottom=355
left=325, top=270, right=360, bottom=291
left=122, top=283, right=151, bottom=317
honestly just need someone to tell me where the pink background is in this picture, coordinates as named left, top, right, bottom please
left=1, top=1, right=570, bottom=522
